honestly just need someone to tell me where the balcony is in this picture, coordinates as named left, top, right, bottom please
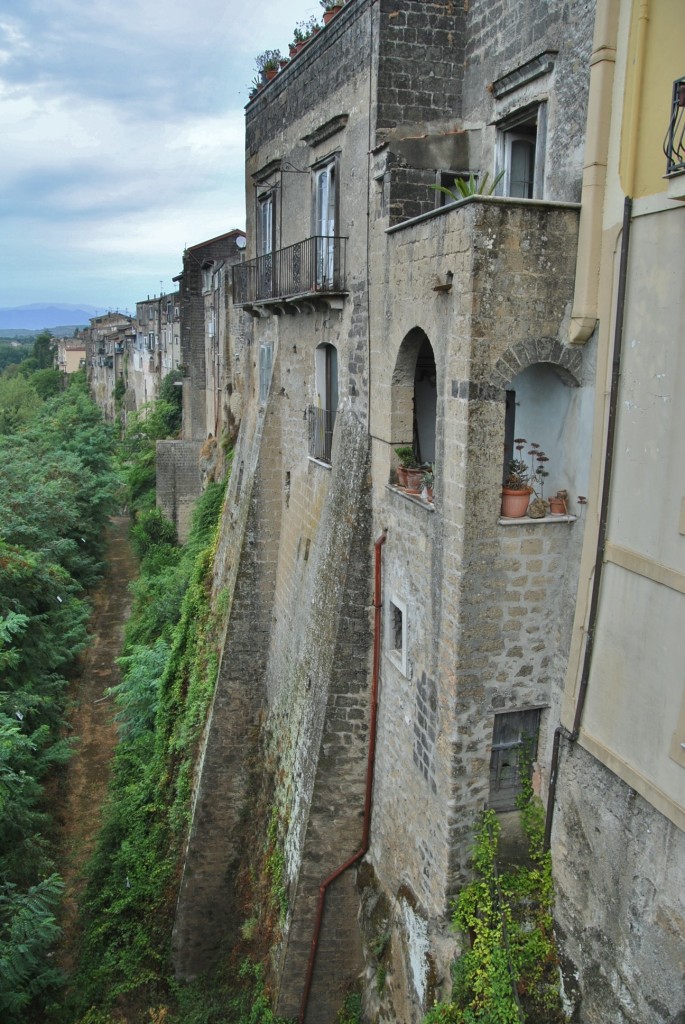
left=664, top=77, right=685, bottom=178
left=233, top=235, right=347, bottom=315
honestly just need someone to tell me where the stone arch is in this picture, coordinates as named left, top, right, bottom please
left=489, top=337, right=583, bottom=391
left=391, top=327, right=437, bottom=466
left=491, top=339, right=590, bottom=502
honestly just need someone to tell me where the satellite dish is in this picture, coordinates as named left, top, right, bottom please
left=236, top=236, right=247, bottom=249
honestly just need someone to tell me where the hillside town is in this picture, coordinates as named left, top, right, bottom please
left=44, top=0, right=685, bottom=1021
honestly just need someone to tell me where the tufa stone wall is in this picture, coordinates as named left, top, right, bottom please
left=155, top=439, right=203, bottom=544
left=171, top=328, right=278, bottom=978
left=266, top=407, right=373, bottom=1023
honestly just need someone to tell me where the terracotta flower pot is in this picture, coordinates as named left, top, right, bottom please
left=265, top=68, right=278, bottom=81
left=323, top=5, right=342, bottom=24
left=548, top=496, right=567, bottom=516
left=405, top=467, right=424, bottom=494
left=397, top=466, right=408, bottom=488
left=501, top=486, right=532, bottom=518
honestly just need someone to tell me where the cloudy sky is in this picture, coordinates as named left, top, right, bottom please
left=0, top=0, right=319, bottom=312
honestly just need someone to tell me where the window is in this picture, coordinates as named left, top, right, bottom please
left=434, top=169, right=469, bottom=207
left=388, top=595, right=408, bottom=676
left=259, top=342, right=273, bottom=404
left=488, top=708, right=541, bottom=812
left=201, top=264, right=213, bottom=293
left=308, top=343, right=338, bottom=463
left=257, top=191, right=275, bottom=298
left=498, top=105, right=545, bottom=199
left=505, top=129, right=536, bottom=198
left=390, top=329, right=437, bottom=483
left=313, top=158, right=338, bottom=287
left=257, top=192, right=274, bottom=256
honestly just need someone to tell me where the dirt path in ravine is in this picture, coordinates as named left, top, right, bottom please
left=52, top=515, right=137, bottom=975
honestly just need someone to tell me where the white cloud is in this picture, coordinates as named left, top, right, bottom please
left=0, top=0, right=319, bottom=310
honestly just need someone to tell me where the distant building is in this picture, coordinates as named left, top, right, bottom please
left=54, top=336, right=86, bottom=374
left=126, top=291, right=181, bottom=415
left=155, top=232, right=248, bottom=542
left=84, top=312, right=135, bottom=421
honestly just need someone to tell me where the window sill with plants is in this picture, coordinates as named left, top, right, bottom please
left=499, top=438, right=586, bottom=525
left=391, top=446, right=435, bottom=509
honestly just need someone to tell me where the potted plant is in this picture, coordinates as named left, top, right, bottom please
left=395, top=445, right=417, bottom=489
left=431, top=169, right=505, bottom=203
left=255, top=49, right=282, bottom=82
left=321, top=0, right=343, bottom=24
left=548, top=489, right=569, bottom=516
left=248, top=76, right=263, bottom=100
left=501, top=438, right=534, bottom=518
left=422, top=465, right=434, bottom=503
left=289, top=26, right=306, bottom=56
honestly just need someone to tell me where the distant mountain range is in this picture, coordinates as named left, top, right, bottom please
left=0, top=303, right=107, bottom=331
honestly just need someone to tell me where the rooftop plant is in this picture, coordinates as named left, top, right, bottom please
left=255, top=49, right=282, bottom=75
left=432, top=169, right=505, bottom=203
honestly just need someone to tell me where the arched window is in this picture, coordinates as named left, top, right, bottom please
left=391, top=328, right=437, bottom=473
left=504, top=362, right=588, bottom=503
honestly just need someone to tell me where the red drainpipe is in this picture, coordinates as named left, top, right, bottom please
left=298, top=528, right=388, bottom=1024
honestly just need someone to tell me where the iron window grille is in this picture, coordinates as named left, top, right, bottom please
left=307, top=405, right=333, bottom=463
left=664, top=77, right=685, bottom=175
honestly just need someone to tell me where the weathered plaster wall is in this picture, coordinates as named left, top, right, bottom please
left=552, top=741, right=685, bottom=1024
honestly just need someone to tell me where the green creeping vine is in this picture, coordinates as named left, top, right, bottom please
left=65, top=478, right=229, bottom=1019
left=265, top=806, right=288, bottom=924
left=424, top=774, right=566, bottom=1024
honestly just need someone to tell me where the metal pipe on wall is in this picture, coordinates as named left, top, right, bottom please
left=298, top=528, right=387, bottom=1023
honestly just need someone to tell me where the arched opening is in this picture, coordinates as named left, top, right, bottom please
left=391, top=328, right=437, bottom=475
left=504, top=361, right=591, bottom=504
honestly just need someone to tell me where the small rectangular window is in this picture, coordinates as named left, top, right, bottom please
left=434, top=169, right=469, bottom=207
left=498, top=104, right=545, bottom=200
left=388, top=595, right=408, bottom=677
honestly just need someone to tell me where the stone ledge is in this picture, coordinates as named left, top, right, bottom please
left=499, top=514, right=577, bottom=526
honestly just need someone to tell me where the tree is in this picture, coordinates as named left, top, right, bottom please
left=32, top=330, right=54, bottom=370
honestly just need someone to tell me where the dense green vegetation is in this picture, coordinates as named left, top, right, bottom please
left=424, top=776, right=565, bottom=1024
left=1, top=348, right=290, bottom=1021
left=0, top=368, right=120, bottom=1021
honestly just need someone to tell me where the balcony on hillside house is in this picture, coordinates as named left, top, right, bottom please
left=664, top=76, right=685, bottom=201
left=232, top=235, right=347, bottom=315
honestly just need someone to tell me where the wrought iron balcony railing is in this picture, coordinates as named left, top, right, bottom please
left=664, top=77, right=685, bottom=175
left=233, top=235, right=347, bottom=307
left=308, top=405, right=333, bottom=464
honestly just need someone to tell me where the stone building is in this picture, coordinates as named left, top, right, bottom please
left=84, top=311, right=135, bottom=421
left=549, top=0, right=685, bottom=1020
left=176, top=229, right=247, bottom=445
left=156, top=232, right=248, bottom=542
left=172, top=1, right=601, bottom=1022
left=126, top=291, right=181, bottom=415
left=54, top=336, right=86, bottom=375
